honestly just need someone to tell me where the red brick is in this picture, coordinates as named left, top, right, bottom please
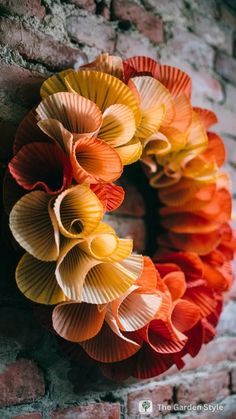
left=176, top=369, right=229, bottom=405
left=182, top=337, right=236, bottom=372
left=113, top=0, right=163, bottom=44
left=0, top=18, right=86, bottom=71
left=66, top=14, right=115, bottom=54
left=0, top=0, right=45, bottom=19
left=66, top=0, right=96, bottom=13
left=215, top=52, right=236, bottom=85
left=51, top=403, right=120, bottom=419
left=116, top=31, right=157, bottom=59
left=13, top=413, right=42, bottom=419
left=0, top=63, right=45, bottom=111
left=104, top=214, right=146, bottom=252
left=0, top=359, right=45, bottom=407
left=128, top=383, right=173, bottom=417
left=168, top=28, right=215, bottom=69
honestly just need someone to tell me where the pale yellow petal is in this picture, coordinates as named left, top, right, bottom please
left=115, top=136, right=142, bottom=165
left=64, top=70, right=141, bottom=124
left=54, top=185, right=103, bottom=239
left=10, top=191, right=59, bottom=261
left=99, top=104, right=136, bottom=147
left=16, top=252, right=66, bottom=304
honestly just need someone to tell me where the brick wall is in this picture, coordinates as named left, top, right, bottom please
left=0, top=0, right=236, bottom=417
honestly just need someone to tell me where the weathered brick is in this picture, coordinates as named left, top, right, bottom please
left=176, top=369, right=229, bottom=405
left=66, top=14, right=115, bottom=54
left=146, top=0, right=186, bottom=25
left=0, top=63, right=45, bottom=112
left=12, top=413, right=42, bottom=419
left=231, top=364, right=236, bottom=393
left=51, top=403, right=120, bottom=419
left=116, top=31, right=157, bottom=60
left=215, top=52, right=236, bottom=85
left=192, top=14, right=233, bottom=55
left=184, top=0, right=220, bottom=19
left=168, top=28, right=215, bottom=69
left=128, top=383, right=173, bottom=417
left=113, top=0, right=164, bottom=44
left=0, top=359, right=45, bottom=407
left=104, top=214, right=146, bottom=252
left=66, top=0, right=96, bottom=13
left=0, top=0, right=45, bottom=19
left=182, top=337, right=236, bottom=372
left=0, top=18, right=86, bottom=71
left=217, top=301, right=236, bottom=336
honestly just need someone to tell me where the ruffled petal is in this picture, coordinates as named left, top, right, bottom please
left=81, top=254, right=143, bottom=304
left=116, top=290, right=162, bottom=331
left=81, top=53, right=124, bottom=80
left=53, top=185, right=103, bottom=239
left=56, top=242, right=100, bottom=301
left=155, top=252, right=203, bottom=281
left=40, top=69, right=73, bottom=98
left=171, top=299, right=200, bottom=332
left=136, top=104, right=165, bottom=140
left=16, top=252, right=66, bottom=304
left=36, top=92, right=103, bottom=140
left=80, top=319, right=140, bottom=363
left=9, top=143, right=73, bottom=195
left=37, top=119, right=73, bottom=152
left=157, top=65, right=192, bottom=99
left=115, top=136, right=142, bottom=165
left=168, top=230, right=222, bottom=255
left=14, top=108, right=50, bottom=154
left=148, top=319, right=187, bottom=353
left=123, top=56, right=161, bottom=81
left=171, top=94, right=192, bottom=132
left=185, top=112, right=208, bottom=153
left=132, top=76, right=175, bottom=126
left=135, top=256, right=158, bottom=289
left=158, top=178, right=205, bottom=207
left=10, top=191, right=59, bottom=261
left=70, top=136, right=122, bottom=184
left=184, top=284, right=217, bottom=318
left=99, top=104, right=136, bottom=147
left=90, top=183, right=124, bottom=212
left=202, top=132, right=226, bottom=167
left=52, top=302, right=106, bottom=342
left=163, top=271, right=186, bottom=301
left=193, top=107, right=218, bottom=130
left=65, top=70, right=141, bottom=124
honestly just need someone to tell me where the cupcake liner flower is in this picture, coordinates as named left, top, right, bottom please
left=5, top=53, right=235, bottom=382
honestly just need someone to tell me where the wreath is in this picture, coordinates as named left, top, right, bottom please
left=4, top=53, right=236, bottom=381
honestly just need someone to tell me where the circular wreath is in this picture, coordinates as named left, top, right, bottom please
left=4, top=54, right=236, bottom=381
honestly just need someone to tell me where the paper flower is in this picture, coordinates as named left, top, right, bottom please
left=5, top=53, right=235, bottom=382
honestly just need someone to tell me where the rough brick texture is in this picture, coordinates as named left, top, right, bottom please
left=0, top=359, right=45, bottom=407
left=0, top=0, right=236, bottom=418
left=113, top=0, right=164, bottom=44
left=51, top=403, right=120, bottom=419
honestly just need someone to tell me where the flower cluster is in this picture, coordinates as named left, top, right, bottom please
left=5, top=53, right=236, bottom=381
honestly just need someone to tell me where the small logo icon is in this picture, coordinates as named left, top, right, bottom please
left=139, top=400, right=153, bottom=414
